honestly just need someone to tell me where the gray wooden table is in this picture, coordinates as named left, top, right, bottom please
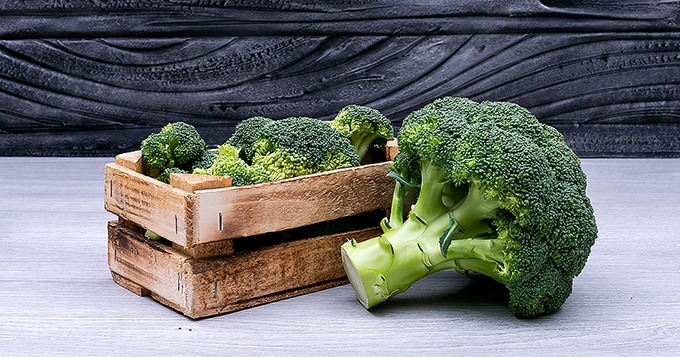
left=1, top=157, right=678, bottom=356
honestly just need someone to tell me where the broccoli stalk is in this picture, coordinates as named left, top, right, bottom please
left=341, top=97, right=598, bottom=318
left=344, top=162, right=503, bottom=309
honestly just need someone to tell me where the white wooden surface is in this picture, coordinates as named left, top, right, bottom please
left=1, top=157, right=679, bottom=356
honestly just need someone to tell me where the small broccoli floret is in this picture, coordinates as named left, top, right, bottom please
left=155, top=167, right=188, bottom=184
left=329, top=105, right=394, bottom=162
left=194, top=143, right=273, bottom=186
left=140, top=122, right=207, bottom=171
left=226, top=116, right=275, bottom=163
left=251, top=117, right=360, bottom=181
left=341, top=97, right=597, bottom=318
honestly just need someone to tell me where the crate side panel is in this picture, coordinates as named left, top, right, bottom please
left=104, top=163, right=193, bottom=247
left=107, top=221, right=190, bottom=312
left=184, top=279, right=348, bottom=319
left=185, top=227, right=382, bottom=317
left=193, top=162, right=394, bottom=243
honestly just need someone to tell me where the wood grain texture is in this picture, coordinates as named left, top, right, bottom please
left=108, top=220, right=382, bottom=318
left=0, top=1, right=679, bottom=157
left=104, top=151, right=393, bottom=248
left=1, top=157, right=679, bottom=356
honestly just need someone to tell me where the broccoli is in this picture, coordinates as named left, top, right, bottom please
left=226, top=116, right=275, bottom=163
left=328, top=105, right=394, bottom=162
left=190, top=150, right=217, bottom=171
left=340, top=97, right=598, bottom=318
left=140, top=122, right=207, bottom=171
left=194, top=143, right=273, bottom=186
left=251, top=116, right=361, bottom=181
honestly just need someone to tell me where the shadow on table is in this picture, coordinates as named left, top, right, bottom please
left=364, top=272, right=513, bottom=318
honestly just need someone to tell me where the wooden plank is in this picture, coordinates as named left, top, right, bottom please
left=2, top=31, right=680, bottom=158
left=171, top=240, right=234, bottom=260
left=192, top=161, right=393, bottom=244
left=386, top=140, right=398, bottom=161
left=107, top=220, right=383, bottom=318
left=1, top=1, right=678, bottom=38
left=104, top=162, right=193, bottom=247
left=169, top=173, right=232, bottom=192
left=108, top=221, right=191, bottom=311
left=110, top=271, right=150, bottom=297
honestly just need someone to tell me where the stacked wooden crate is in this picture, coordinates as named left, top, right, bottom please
left=104, top=144, right=398, bottom=318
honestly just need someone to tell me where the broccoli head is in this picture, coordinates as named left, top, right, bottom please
left=193, top=143, right=273, bottom=186
left=341, top=97, right=597, bottom=318
left=140, top=122, right=207, bottom=171
left=329, top=105, right=394, bottom=162
left=251, top=117, right=361, bottom=181
left=226, top=116, right=275, bottom=163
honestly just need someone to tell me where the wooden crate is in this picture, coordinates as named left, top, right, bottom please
left=104, top=142, right=397, bottom=317
left=108, top=220, right=382, bottom=319
left=104, top=146, right=396, bottom=258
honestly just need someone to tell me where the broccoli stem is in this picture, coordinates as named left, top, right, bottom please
left=341, top=212, right=503, bottom=309
left=352, top=132, right=379, bottom=161
left=341, top=162, right=505, bottom=309
left=384, top=181, right=408, bottom=230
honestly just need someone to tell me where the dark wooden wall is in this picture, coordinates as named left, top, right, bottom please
left=1, top=1, right=679, bottom=157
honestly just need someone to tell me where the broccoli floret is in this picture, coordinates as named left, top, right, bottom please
left=341, top=97, right=597, bottom=318
left=140, top=122, right=207, bottom=171
left=329, top=105, right=394, bottom=162
left=251, top=117, right=360, bottom=181
left=226, top=116, right=275, bottom=163
left=194, top=143, right=273, bottom=186
left=190, top=150, right=217, bottom=171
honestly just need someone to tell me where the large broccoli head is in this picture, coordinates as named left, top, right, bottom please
left=251, top=117, right=361, bottom=181
left=341, top=97, right=597, bottom=318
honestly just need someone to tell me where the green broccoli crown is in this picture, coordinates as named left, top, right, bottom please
left=342, top=97, right=597, bottom=318
left=140, top=122, right=207, bottom=170
left=226, top=116, right=275, bottom=163
left=251, top=116, right=360, bottom=180
left=194, top=143, right=273, bottom=186
left=329, top=105, right=394, bottom=160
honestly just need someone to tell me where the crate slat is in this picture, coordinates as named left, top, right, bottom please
left=107, top=220, right=381, bottom=318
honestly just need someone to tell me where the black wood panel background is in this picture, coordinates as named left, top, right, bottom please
left=0, top=0, right=679, bottom=157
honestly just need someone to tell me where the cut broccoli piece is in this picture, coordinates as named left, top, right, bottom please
left=140, top=121, right=207, bottom=171
left=341, top=97, right=598, bottom=318
left=329, top=105, right=394, bottom=162
left=226, top=116, right=275, bottom=163
left=194, top=143, right=273, bottom=186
